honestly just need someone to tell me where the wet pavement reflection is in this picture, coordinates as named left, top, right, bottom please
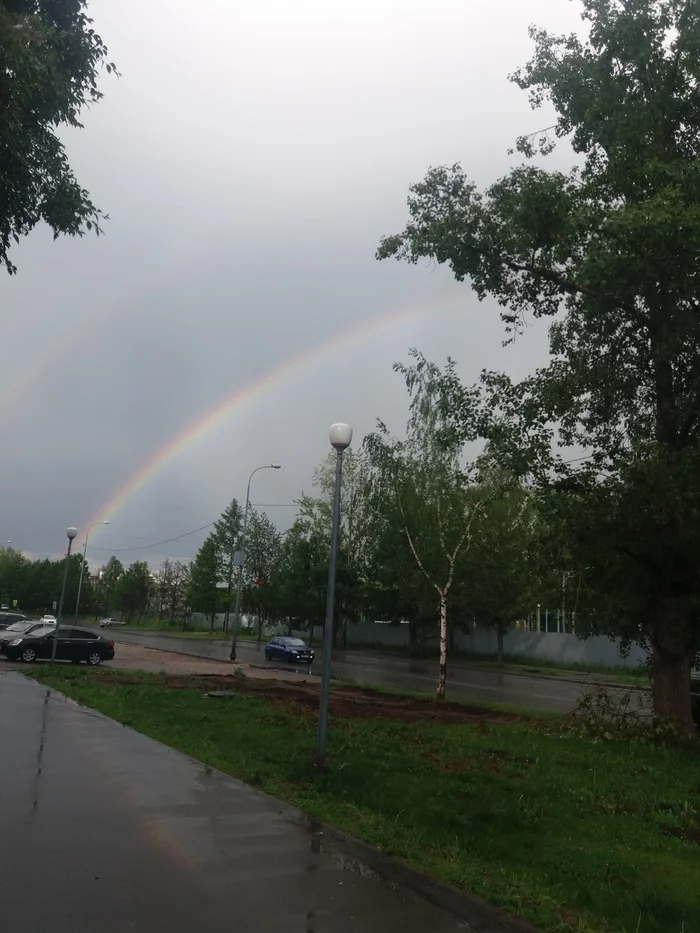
left=0, top=672, right=487, bottom=933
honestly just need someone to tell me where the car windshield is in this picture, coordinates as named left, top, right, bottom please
left=284, top=638, right=306, bottom=647
left=4, top=622, right=32, bottom=633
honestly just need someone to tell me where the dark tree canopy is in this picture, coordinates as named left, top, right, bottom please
left=0, top=0, right=116, bottom=272
left=379, top=0, right=700, bottom=728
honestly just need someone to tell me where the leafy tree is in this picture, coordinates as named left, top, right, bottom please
left=243, top=509, right=282, bottom=640
left=275, top=521, right=327, bottom=642
left=366, top=381, right=488, bottom=698
left=188, top=535, right=220, bottom=629
left=0, top=0, right=117, bottom=273
left=378, top=0, right=700, bottom=728
left=212, top=499, right=243, bottom=631
left=94, top=556, right=123, bottom=617
left=296, top=450, right=372, bottom=646
left=115, top=561, right=150, bottom=622
left=0, top=546, right=31, bottom=608
left=466, top=477, right=539, bottom=666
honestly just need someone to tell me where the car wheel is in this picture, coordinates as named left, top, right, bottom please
left=264, top=650, right=271, bottom=661
left=20, top=647, right=37, bottom=663
left=87, top=651, right=102, bottom=667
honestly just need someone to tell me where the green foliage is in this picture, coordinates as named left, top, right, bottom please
left=242, top=509, right=283, bottom=635
left=94, top=555, right=123, bottom=616
left=115, top=560, right=150, bottom=621
left=211, top=498, right=243, bottom=625
left=286, top=450, right=373, bottom=644
left=212, top=499, right=243, bottom=577
left=0, top=0, right=117, bottom=273
left=275, top=520, right=328, bottom=636
left=465, top=475, right=539, bottom=654
left=379, top=0, right=700, bottom=725
left=0, top=545, right=90, bottom=615
left=187, top=535, right=220, bottom=620
left=150, top=558, right=189, bottom=623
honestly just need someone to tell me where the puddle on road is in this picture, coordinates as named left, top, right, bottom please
left=306, top=822, right=397, bottom=888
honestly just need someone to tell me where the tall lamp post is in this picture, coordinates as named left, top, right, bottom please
left=316, top=423, right=352, bottom=770
left=229, top=463, right=281, bottom=661
left=51, top=527, right=78, bottom=665
left=74, top=521, right=109, bottom=622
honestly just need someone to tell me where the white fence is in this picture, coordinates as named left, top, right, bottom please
left=345, top=620, right=648, bottom=668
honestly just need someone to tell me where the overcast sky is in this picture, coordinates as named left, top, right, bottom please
left=0, top=0, right=583, bottom=566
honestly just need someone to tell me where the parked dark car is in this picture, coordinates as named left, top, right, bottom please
left=692, top=677, right=699, bottom=727
left=1, top=625, right=115, bottom=665
left=0, top=621, right=45, bottom=645
left=264, top=636, right=314, bottom=664
left=0, top=611, right=27, bottom=630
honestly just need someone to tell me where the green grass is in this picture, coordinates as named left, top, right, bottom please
left=30, top=667, right=699, bottom=933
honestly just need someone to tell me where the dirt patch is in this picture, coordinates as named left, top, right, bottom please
left=91, top=671, right=522, bottom=725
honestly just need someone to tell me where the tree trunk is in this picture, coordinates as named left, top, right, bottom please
left=497, top=626, right=505, bottom=669
left=649, top=602, right=696, bottom=732
left=257, top=615, right=264, bottom=643
left=309, top=623, right=315, bottom=647
left=437, top=595, right=447, bottom=699
left=651, top=645, right=694, bottom=731
left=209, top=611, right=215, bottom=633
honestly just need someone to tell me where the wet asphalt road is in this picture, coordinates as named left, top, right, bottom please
left=0, top=672, right=484, bottom=933
left=112, top=631, right=648, bottom=714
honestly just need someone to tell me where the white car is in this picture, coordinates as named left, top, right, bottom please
left=40, top=615, right=57, bottom=625
left=99, top=618, right=126, bottom=628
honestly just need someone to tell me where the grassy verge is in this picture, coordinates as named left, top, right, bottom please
left=30, top=667, right=699, bottom=933
left=456, top=657, right=648, bottom=687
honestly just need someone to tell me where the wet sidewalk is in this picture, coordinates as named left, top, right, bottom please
left=0, top=672, right=533, bottom=933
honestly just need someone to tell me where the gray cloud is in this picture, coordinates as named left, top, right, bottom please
left=1, top=0, right=581, bottom=562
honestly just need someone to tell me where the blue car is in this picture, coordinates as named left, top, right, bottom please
left=265, top=636, right=314, bottom=665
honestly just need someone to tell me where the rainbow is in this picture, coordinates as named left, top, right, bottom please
left=84, top=292, right=464, bottom=529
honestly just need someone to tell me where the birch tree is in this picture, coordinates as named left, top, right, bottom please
left=366, top=374, right=486, bottom=698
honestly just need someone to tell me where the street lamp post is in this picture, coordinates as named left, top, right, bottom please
left=316, top=423, right=352, bottom=770
left=51, top=527, right=78, bottom=665
left=74, top=521, right=109, bottom=622
left=229, top=463, right=281, bottom=661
